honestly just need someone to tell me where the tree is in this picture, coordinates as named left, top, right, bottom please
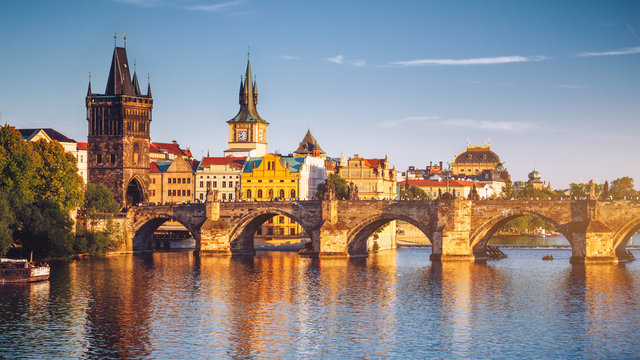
left=15, top=200, right=74, bottom=260
left=500, top=178, right=515, bottom=199
left=610, top=177, right=637, bottom=200
left=316, top=174, right=349, bottom=200
left=31, top=139, right=84, bottom=211
left=601, top=180, right=610, bottom=200
left=400, top=185, right=428, bottom=199
left=83, top=183, right=120, bottom=215
left=0, top=125, right=40, bottom=203
left=0, top=192, right=16, bottom=256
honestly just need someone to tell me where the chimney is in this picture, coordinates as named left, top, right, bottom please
left=439, top=161, right=443, bottom=170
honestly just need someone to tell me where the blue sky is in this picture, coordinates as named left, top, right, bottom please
left=1, top=0, right=639, bottom=188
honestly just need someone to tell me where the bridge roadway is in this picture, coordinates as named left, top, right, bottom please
left=122, top=195, right=640, bottom=263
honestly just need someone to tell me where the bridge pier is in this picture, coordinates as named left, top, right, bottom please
left=197, top=190, right=233, bottom=256
left=569, top=219, right=626, bottom=263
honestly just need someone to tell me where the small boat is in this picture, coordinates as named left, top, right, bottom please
left=542, top=255, right=554, bottom=261
left=0, top=258, right=50, bottom=283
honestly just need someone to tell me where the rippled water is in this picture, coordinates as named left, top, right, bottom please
left=1, top=249, right=639, bottom=359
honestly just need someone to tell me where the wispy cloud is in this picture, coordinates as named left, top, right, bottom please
left=186, top=1, right=244, bottom=12
left=440, top=118, right=534, bottom=132
left=578, top=46, right=640, bottom=57
left=327, top=55, right=367, bottom=67
left=327, top=55, right=344, bottom=64
left=390, top=55, right=548, bottom=66
left=377, top=116, right=438, bottom=128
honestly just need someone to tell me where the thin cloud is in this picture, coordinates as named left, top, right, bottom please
left=327, top=55, right=344, bottom=64
left=391, top=55, right=548, bottom=66
left=186, top=1, right=244, bottom=12
left=578, top=46, right=640, bottom=57
left=377, top=116, right=438, bottom=128
left=441, top=118, right=534, bottom=132
left=280, top=55, right=301, bottom=61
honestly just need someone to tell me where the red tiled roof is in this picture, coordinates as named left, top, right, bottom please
left=150, top=162, right=161, bottom=173
left=199, top=156, right=245, bottom=169
left=151, top=142, right=187, bottom=157
left=76, top=142, right=88, bottom=150
left=363, top=158, right=383, bottom=168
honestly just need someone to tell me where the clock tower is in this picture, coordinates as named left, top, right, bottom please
left=224, top=55, right=269, bottom=157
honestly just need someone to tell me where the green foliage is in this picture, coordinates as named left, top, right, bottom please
left=610, top=177, right=637, bottom=199
left=30, top=139, right=84, bottom=211
left=601, top=181, right=610, bottom=200
left=316, top=173, right=349, bottom=200
left=15, top=200, right=74, bottom=260
left=500, top=178, right=515, bottom=199
left=500, top=215, right=556, bottom=234
left=83, top=183, right=120, bottom=215
left=370, top=242, right=380, bottom=253
left=516, top=184, right=557, bottom=200
left=0, top=192, right=16, bottom=256
left=74, top=220, right=120, bottom=255
left=400, top=185, right=428, bottom=199
left=0, top=125, right=40, bottom=203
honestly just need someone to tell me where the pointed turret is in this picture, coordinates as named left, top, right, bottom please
left=147, top=81, right=152, bottom=98
left=105, top=46, right=135, bottom=96
left=228, top=56, right=266, bottom=124
left=87, top=79, right=92, bottom=97
left=239, top=78, right=244, bottom=105
left=294, top=130, right=325, bottom=155
left=132, top=71, right=142, bottom=96
left=253, top=78, right=258, bottom=105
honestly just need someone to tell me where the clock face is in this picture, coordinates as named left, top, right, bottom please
left=238, top=130, right=248, bottom=141
left=258, top=130, right=263, bottom=141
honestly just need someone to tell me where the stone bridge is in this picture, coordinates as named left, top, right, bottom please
left=123, top=195, right=640, bottom=263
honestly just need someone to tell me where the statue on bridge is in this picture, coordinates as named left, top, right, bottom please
left=588, top=179, right=596, bottom=200
left=206, top=189, right=220, bottom=203
left=347, top=182, right=359, bottom=200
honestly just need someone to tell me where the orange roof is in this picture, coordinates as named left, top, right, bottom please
left=76, top=142, right=88, bottom=150
left=199, top=156, right=245, bottom=169
left=363, top=158, right=383, bottom=168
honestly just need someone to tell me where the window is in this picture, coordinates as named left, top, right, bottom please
left=222, top=193, right=226, bottom=200
left=200, top=193, right=204, bottom=200
left=97, top=154, right=102, bottom=163
left=213, top=181, right=217, bottom=188
left=268, top=217, right=274, bottom=224
left=222, top=181, right=226, bottom=188
left=110, top=154, right=116, bottom=163
left=279, top=190, right=285, bottom=199
left=187, top=178, right=191, bottom=184
left=229, top=194, right=233, bottom=201
left=280, top=180, right=284, bottom=183
left=279, top=216, right=285, bottom=224
left=267, top=228, right=273, bottom=235
left=279, top=228, right=284, bottom=236
left=187, top=190, right=190, bottom=196
left=167, top=190, right=171, bottom=196
left=291, top=189, right=296, bottom=198
left=258, top=189, right=263, bottom=198
left=152, top=178, right=156, bottom=184
left=289, top=228, right=296, bottom=236
left=200, top=181, right=204, bottom=188
left=257, top=228, right=262, bottom=235
left=268, top=189, right=274, bottom=198
left=246, top=189, right=252, bottom=198
left=207, top=181, right=211, bottom=189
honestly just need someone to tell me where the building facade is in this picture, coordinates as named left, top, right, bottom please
left=338, top=154, right=397, bottom=199
left=195, top=157, right=245, bottom=202
left=148, top=156, right=196, bottom=204
left=86, top=44, right=153, bottom=206
left=451, top=142, right=503, bottom=177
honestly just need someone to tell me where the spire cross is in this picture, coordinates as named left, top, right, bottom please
left=247, top=45, right=250, bottom=59
left=89, top=72, right=91, bottom=82
left=114, top=31, right=117, bottom=46
left=124, top=33, right=127, bottom=48
left=134, top=58, right=137, bottom=71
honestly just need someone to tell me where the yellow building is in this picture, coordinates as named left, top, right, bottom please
left=149, top=156, right=196, bottom=204
left=451, top=142, right=503, bottom=176
left=242, top=153, right=306, bottom=246
left=337, top=154, right=397, bottom=199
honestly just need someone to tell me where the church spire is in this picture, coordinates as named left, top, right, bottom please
left=87, top=73, right=92, bottom=96
left=132, top=69, right=142, bottom=96
left=227, top=54, right=267, bottom=124
left=105, top=46, right=135, bottom=96
left=147, top=74, right=152, bottom=98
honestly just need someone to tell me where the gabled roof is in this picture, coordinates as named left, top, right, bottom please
left=150, top=162, right=161, bottom=173
left=150, top=142, right=189, bottom=157
left=18, top=128, right=76, bottom=143
left=199, top=156, right=245, bottom=169
left=294, top=130, right=324, bottom=155
left=105, top=47, right=135, bottom=96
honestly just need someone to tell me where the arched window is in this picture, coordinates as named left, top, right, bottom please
left=222, top=193, right=227, bottom=201
left=290, top=189, right=296, bottom=198
left=279, top=189, right=285, bottom=199
left=247, top=189, right=252, bottom=198
left=268, top=189, right=274, bottom=199
left=257, top=189, right=263, bottom=198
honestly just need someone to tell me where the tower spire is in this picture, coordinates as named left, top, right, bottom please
left=147, top=73, right=152, bottom=97
left=87, top=72, right=92, bottom=96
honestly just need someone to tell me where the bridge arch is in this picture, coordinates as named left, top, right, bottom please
left=132, top=213, right=200, bottom=252
left=612, top=216, right=640, bottom=257
left=347, top=213, right=433, bottom=256
left=228, top=208, right=314, bottom=254
left=469, top=209, right=570, bottom=253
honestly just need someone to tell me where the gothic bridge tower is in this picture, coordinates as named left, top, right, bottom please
left=224, top=55, right=269, bottom=157
left=86, top=39, right=152, bottom=207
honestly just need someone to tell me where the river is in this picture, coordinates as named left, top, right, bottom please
left=1, top=248, right=639, bottom=359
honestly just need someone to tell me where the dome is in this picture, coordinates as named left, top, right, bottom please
left=453, top=146, right=500, bottom=164
left=528, top=170, right=541, bottom=181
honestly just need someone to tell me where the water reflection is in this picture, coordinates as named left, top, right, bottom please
left=1, top=250, right=639, bottom=359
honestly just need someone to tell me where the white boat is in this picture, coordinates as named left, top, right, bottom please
left=0, top=258, right=50, bottom=283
